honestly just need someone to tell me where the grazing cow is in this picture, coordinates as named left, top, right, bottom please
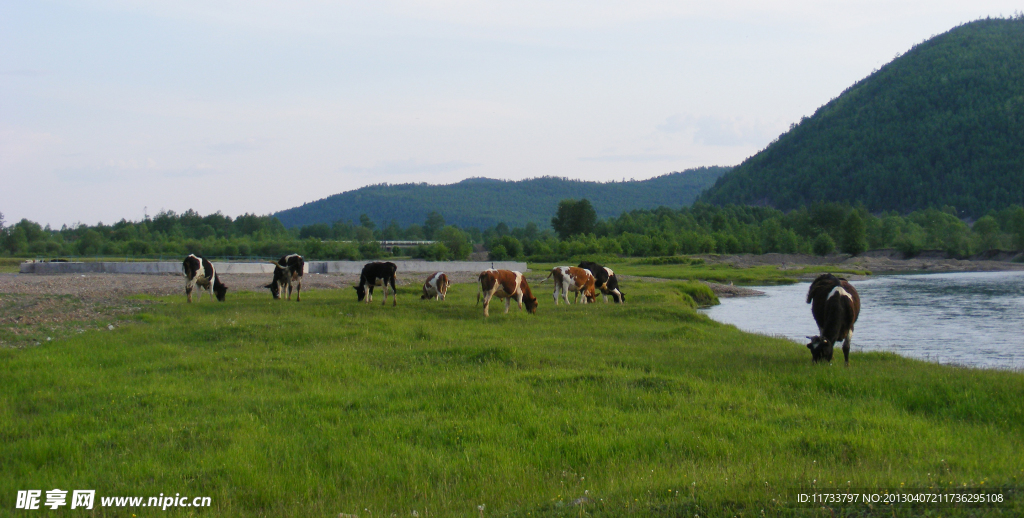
left=577, top=261, right=625, bottom=303
left=805, top=273, right=861, bottom=365
left=421, top=272, right=450, bottom=301
left=266, top=254, right=304, bottom=301
left=182, top=254, right=227, bottom=303
left=354, top=261, right=398, bottom=306
left=542, top=266, right=597, bottom=304
left=476, top=269, right=538, bottom=317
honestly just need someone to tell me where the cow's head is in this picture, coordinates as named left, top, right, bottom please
left=806, top=335, right=834, bottom=363
left=266, top=282, right=282, bottom=300
left=353, top=285, right=367, bottom=301
left=612, top=291, right=625, bottom=303
left=214, top=283, right=228, bottom=302
left=524, top=294, right=539, bottom=314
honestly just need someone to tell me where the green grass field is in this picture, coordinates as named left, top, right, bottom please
left=2, top=281, right=1021, bottom=517
left=529, top=258, right=869, bottom=286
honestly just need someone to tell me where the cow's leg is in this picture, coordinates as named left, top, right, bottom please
left=366, top=285, right=373, bottom=304
left=562, top=284, right=571, bottom=305
left=295, top=278, right=301, bottom=302
left=186, top=282, right=194, bottom=303
left=391, top=277, right=397, bottom=306
left=552, top=284, right=559, bottom=304
left=504, top=296, right=511, bottom=314
left=482, top=293, right=492, bottom=317
left=843, top=338, right=851, bottom=366
left=611, top=289, right=623, bottom=303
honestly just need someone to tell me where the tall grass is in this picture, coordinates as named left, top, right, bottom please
left=1, top=282, right=1020, bottom=516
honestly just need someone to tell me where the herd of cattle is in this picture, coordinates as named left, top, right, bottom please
left=182, top=254, right=859, bottom=365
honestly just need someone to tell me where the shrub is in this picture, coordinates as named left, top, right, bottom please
left=812, top=233, right=836, bottom=256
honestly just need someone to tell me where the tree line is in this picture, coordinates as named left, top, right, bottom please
left=3, top=200, right=1024, bottom=262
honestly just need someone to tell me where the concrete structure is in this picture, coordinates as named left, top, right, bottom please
left=308, top=260, right=527, bottom=274
left=20, top=260, right=528, bottom=275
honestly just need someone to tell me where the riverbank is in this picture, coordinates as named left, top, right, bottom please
left=699, top=249, right=1024, bottom=278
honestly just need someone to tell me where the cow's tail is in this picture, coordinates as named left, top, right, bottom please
left=267, top=260, right=287, bottom=268
left=538, top=270, right=554, bottom=284
left=476, top=272, right=485, bottom=306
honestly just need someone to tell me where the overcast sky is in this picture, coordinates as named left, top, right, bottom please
left=2, top=1, right=1020, bottom=227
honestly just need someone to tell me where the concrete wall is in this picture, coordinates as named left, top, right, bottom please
left=20, top=260, right=528, bottom=275
left=311, top=260, right=527, bottom=274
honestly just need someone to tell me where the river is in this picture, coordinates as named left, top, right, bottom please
left=700, top=271, right=1024, bottom=370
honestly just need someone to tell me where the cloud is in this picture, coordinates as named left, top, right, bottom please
left=340, top=159, right=480, bottom=177
left=578, top=153, right=684, bottom=163
left=657, top=114, right=777, bottom=147
left=53, top=161, right=220, bottom=185
left=206, top=138, right=270, bottom=155
left=0, top=69, right=50, bottom=77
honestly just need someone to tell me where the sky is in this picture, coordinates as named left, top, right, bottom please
left=2, top=1, right=1021, bottom=228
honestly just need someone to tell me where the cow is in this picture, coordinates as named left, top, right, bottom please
left=266, top=254, right=304, bottom=301
left=805, top=273, right=861, bottom=365
left=354, top=261, right=398, bottom=306
left=577, top=261, right=625, bottom=303
left=542, top=266, right=597, bottom=304
left=182, top=254, right=227, bottom=303
left=476, top=269, right=538, bottom=317
left=421, top=272, right=450, bottom=301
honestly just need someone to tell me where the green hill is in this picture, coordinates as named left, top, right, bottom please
left=700, top=17, right=1024, bottom=217
left=274, top=167, right=729, bottom=229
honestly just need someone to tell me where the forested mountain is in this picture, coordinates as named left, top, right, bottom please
left=274, top=167, right=729, bottom=229
left=700, top=17, right=1024, bottom=217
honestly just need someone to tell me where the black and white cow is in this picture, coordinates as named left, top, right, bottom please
left=266, top=254, right=304, bottom=301
left=577, top=261, right=625, bottom=303
left=806, top=273, right=861, bottom=365
left=182, top=254, right=227, bottom=302
left=354, top=261, right=398, bottom=306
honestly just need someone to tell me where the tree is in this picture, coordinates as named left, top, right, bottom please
left=551, top=199, right=597, bottom=240
left=435, top=225, right=472, bottom=260
left=359, top=214, right=376, bottom=231
left=1009, top=207, right=1024, bottom=250
left=839, top=212, right=868, bottom=255
left=812, top=233, right=836, bottom=256
left=971, top=215, right=1000, bottom=251
left=423, top=212, right=445, bottom=240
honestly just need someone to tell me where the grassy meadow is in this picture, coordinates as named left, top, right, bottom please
left=2, top=279, right=1022, bottom=517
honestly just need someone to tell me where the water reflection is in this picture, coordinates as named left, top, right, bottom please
left=700, top=271, right=1024, bottom=370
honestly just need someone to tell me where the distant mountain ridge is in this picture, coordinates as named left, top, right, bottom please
left=274, top=167, right=730, bottom=229
left=700, top=17, right=1024, bottom=217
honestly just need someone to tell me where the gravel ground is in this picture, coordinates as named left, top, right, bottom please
left=0, top=271, right=485, bottom=347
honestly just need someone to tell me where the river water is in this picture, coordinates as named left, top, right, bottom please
left=700, top=271, right=1024, bottom=370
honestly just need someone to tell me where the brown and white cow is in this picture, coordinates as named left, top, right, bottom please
left=805, top=273, right=861, bottom=365
left=476, top=269, right=538, bottom=317
left=266, top=254, right=304, bottom=301
left=543, top=266, right=597, bottom=304
left=182, top=254, right=227, bottom=303
left=421, top=272, right=450, bottom=301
